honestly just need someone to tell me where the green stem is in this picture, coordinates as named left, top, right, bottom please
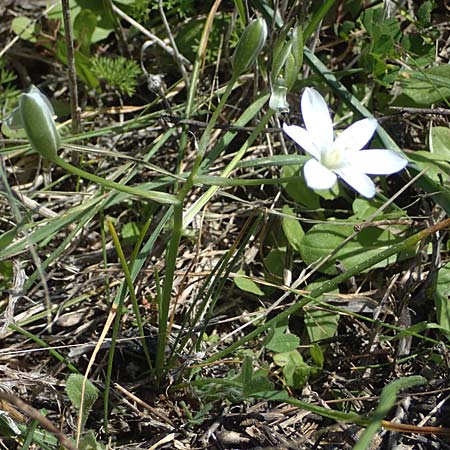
left=108, top=219, right=154, bottom=373
left=155, top=203, right=183, bottom=380
left=53, top=155, right=179, bottom=205
left=204, top=218, right=450, bottom=365
left=154, top=76, right=239, bottom=382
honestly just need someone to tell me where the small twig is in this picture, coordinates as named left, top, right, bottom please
left=111, top=4, right=192, bottom=70
left=113, top=383, right=175, bottom=426
left=0, top=391, right=78, bottom=450
left=389, top=106, right=450, bottom=116
left=354, top=219, right=414, bottom=232
left=158, top=0, right=189, bottom=88
left=61, top=0, right=81, bottom=134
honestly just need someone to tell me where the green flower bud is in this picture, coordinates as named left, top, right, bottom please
left=19, top=86, right=60, bottom=160
left=232, top=18, right=268, bottom=77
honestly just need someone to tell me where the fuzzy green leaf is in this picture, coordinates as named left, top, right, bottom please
left=66, top=374, right=99, bottom=411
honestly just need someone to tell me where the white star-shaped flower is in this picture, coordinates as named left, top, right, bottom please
left=283, top=88, right=407, bottom=198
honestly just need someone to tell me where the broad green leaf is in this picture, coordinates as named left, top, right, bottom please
left=273, top=349, right=304, bottom=367
left=79, top=430, right=105, bottom=450
left=300, top=223, right=411, bottom=275
left=399, top=65, right=450, bottom=105
left=417, top=1, right=433, bottom=25
left=66, top=374, right=99, bottom=411
left=48, top=0, right=114, bottom=43
left=121, top=221, right=140, bottom=246
left=430, top=126, right=450, bottom=155
left=234, top=270, right=264, bottom=296
left=281, top=205, right=304, bottom=253
left=264, top=248, right=285, bottom=283
left=66, top=374, right=99, bottom=432
left=265, top=332, right=299, bottom=353
left=305, top=307, right=339, bottom=343
left=74, top=9, right=97, bottom=55
left=243, top=376, right=274, bottom=397
left=11, top=16, right=37, bottom=42
left=273, top=350, right=310, bottom=389
left=309, top=343, right=324, bottom=368
left=409, top=126, right=450, bottom=184
left=352, top=198, right=383, bottom=220
left=281, top=164, right=320, bottom=209
left=434, top=262, right=450, bottom=332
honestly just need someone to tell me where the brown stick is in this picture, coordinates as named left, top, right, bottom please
left=61, top=0, right=81, bottom=135
left=0, top=391, right=78, bottom=450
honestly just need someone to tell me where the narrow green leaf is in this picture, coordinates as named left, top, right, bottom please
left=354, top=376, right=426, bottom=450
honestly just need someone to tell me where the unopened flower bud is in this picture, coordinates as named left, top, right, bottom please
left=19, top=86, right=60, bottom=160
left=232, top=18, right=268, bottom=77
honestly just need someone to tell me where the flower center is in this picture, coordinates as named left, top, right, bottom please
left=321, top=144, right=346, bottom=170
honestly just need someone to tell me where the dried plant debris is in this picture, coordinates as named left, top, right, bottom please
left=0, top=1, right=450, bottom=449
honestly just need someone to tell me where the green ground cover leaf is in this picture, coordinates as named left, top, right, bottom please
left=265, top=331, right=299, bottom=353
left=281, top=164, right=320, bottom=208
left=281, top=205, right=304, bottom=253
left=399, top=65, right=450, bottom=105
left=273, top=350, right=310, bottom=389
left=300, top=223, right=412, bottom=275
left=434, top=262, right=450, bottom=332
left=234, top=269, right=264, bottom=296
left=407, top=126, right=450, bottom=185
left=305, top=307, right=340, bottom=344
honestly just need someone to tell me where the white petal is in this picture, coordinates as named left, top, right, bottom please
left=301, top=88, right=334, bottom=153
left=337, top=166, right=376, bottom=198
left=333, top=118, right=378, bottom=153
left=304, top=158, right=337, bottom=190
left=283, top=123, right=321, bottom=159
left=353, top=150, right=408, bottom=175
